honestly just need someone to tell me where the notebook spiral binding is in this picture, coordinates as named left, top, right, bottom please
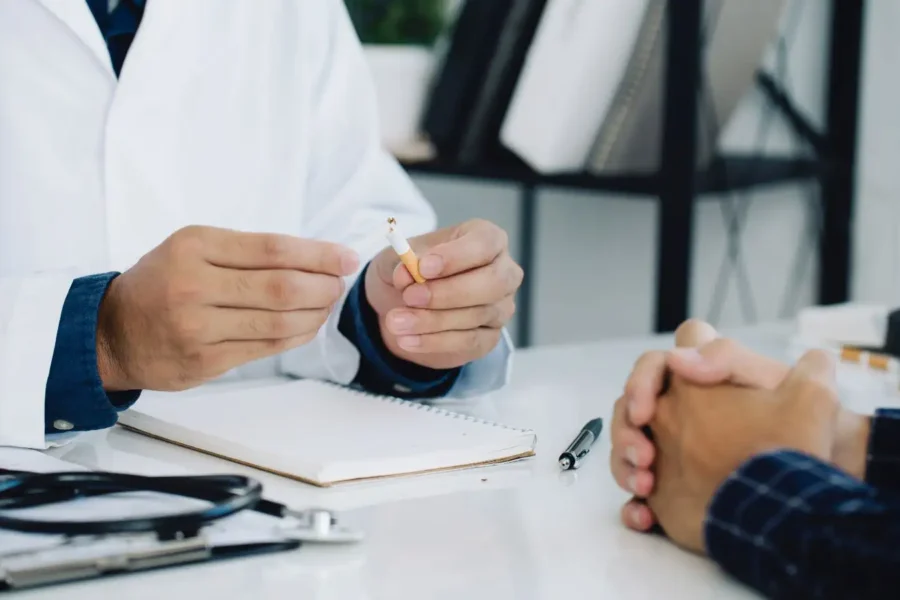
left=320, top=380, right=534, bottom=434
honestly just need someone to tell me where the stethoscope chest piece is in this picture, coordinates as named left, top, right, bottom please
left=282, top=509, right=364, bottom=544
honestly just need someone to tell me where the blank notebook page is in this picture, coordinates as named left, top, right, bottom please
left=117, top=380, right=537, bottom=487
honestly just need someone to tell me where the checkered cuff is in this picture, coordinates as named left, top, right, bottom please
left=705, top=450, right=876, bottom=596
left=865, top=408, right=900, bottom=493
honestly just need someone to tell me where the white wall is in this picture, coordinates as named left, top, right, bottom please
left=412, top=0, right=848, bottom=346
left=852, top=0, right=900, bottom=306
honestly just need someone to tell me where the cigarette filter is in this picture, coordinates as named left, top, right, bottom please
left=840, top=346, right=863, bottom=364
left=385, top=218, right=425, bottom=284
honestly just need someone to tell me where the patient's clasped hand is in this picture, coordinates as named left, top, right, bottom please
left=610, top=320, right=871, bottom=552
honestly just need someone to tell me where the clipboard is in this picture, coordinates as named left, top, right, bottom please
left=0, top=531, right=300, bottom=592
left=0, top=448, right=305, bottom=593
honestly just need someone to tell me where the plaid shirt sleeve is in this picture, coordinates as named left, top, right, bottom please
left=864, top=408, right=900, bottom=494
left=704, top=410, right=900, bottom=599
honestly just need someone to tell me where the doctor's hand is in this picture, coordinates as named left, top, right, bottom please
left=96, top=226, right=359, bottom=392
left=611, top=319, right=790, bottom=532
left=365, top=219, right=522, bottom=370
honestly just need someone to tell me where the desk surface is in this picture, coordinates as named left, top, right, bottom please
left=27, top=324, right=801, bottom=599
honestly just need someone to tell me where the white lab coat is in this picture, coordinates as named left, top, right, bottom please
left=0, top=0, right=512, bottom=449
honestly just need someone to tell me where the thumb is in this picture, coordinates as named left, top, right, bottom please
left=664, top=319, right=718, bottom=397
left=780, top=349, right=837, bottom=394
left=392, top=261, right=416, bottom=290
left=668, top=338, right=790, bottom=389
left=775, top=349, right=840, bottom=459
left=371, top=240, right=401, bottom=285
left=673, top=319, right=718, bottom=348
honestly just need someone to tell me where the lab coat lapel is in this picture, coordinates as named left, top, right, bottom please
left=32, top=0, right=115, bottom=77
left=98, top=0, right=198, bottom=271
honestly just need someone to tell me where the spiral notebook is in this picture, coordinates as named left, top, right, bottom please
left=117, top=380, right=537, bottom=487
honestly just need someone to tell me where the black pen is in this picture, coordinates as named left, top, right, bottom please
left=558, top=418, right=604, bottom=470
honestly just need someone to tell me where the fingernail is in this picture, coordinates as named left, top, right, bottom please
left=627, top=398, right=640, bottom=423
left=404, top=285, right=431, bottom=307
left=670, top=347, right=703, bottom=363
left=389, top=312, right=416, bottom=334
left=398, top=335, right=421, bottom=350
left=627, top=474, right=638, bottom=494
left=419, top=255, right=443, bottom=278
left=629, top=505, right=645, bottom=528
left=340, top=251, right=360, bottom=275
left=626, top=446, right=638, bottom=466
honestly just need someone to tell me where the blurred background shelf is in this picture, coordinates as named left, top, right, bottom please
left=386, top=0, right=865, bottom=348
left=401, top=150, right=834, bottom=349
left=412, top=0, right=861, bottom=348
left=403, top=153, right=825, bottom=196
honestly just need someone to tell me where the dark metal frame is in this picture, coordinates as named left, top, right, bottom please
left=819, top=0, right=866, bottom=306
left=403, top=0, right=865, bottom=347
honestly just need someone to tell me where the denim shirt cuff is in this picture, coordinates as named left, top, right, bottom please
left=337, top=263, right=460, bottom=398
left=44, top=273, right=141, bottom=433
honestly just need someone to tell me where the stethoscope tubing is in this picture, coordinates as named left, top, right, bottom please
left=0, top=471, right=264, bottom=537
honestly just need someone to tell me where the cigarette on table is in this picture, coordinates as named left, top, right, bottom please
left=839, top=344, right=896, bottom=372
left=385, top=217, right=426, bottom=284
left=840, top=346, right=863, bottom=363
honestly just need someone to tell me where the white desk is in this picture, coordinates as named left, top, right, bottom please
left=23, top=324, right=800, bottom=599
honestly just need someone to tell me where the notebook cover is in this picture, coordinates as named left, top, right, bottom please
left=117, top=380, right=537, bottom=488
left=586, top=0, right=786, bottom=174
left=456, top=0, right=548, bottom=166
left=119, top=424, right=534, bottom=488
left=499, top=0, right=653, bottom=173
left=420, top=0, right=515, bottom=158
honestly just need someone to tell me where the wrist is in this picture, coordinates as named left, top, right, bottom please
left=360, top=261, right=420, bottom=366
left=347, top=269, right=458, bottom=390
left=96, top=277, right=131, bottom=391
left=831, top=408, right=871, bottom=480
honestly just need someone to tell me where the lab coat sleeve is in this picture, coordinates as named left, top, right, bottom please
left=278, top=0, right=512, bottom=397
left=0, top=272, right=73, bottom=448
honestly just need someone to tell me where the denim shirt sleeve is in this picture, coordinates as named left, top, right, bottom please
left=338, top=263, right=461, bottom=399
left=44, top=273, right=141, bottom=434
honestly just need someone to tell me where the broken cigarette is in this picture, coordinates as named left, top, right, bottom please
left=385, top=217, right=425, bottom=284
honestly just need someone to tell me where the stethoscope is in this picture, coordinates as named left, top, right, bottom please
left=0, top=469, right=362, bottom=544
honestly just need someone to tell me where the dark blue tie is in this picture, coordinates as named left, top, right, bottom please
left=86, top=0, right=147, bottom=76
